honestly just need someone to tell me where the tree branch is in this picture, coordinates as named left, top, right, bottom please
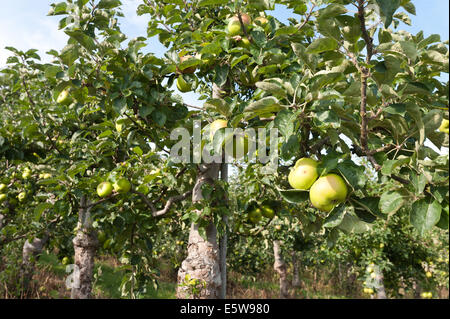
left=132, top=189, right=192, bottom=217
left=298, top=3, right=316, bottom=31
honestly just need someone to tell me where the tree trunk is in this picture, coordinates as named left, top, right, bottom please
left=219, top=162, right=228, bottom=299
left=71, top=196, right=98, bottom=299
left=413, top=281, right=421, bottom=299
left=376, top=273, right=387, bottom=299
left=21, top=234, right=49, bottom=295
left=177, top=163, right=222, bottom=299
left=292, top=251, right=301, bottom=288
left=273, top=240, right=289, bottom=298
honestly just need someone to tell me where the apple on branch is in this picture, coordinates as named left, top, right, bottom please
left=288, top=158, right=319, bottom=190
left=309, top=174, right=348, bottom=212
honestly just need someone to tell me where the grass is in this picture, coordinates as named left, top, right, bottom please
left=16, top=252, right=448, bottom=299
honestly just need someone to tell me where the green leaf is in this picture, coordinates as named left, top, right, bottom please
left=281, top=135, right=300, bottom=161
left=410, top=198, right=442, bottom=235
left=318, top=4, right=347, bottom=19
left=132, top=146, right=143, bottom=157
left=244, top=97, right=283, bottom=120
left=351, top=197, right=384, bottom=219
left=98, top=130, right=113, bottom=139
left=60, top=44, right=79, bottom=66
left=255, top=80, right=287, bottom=99
left=291, top=43, right=317, bottom=70
left=305, top=37, right=338, bottom=54
left=204, top=98, right=231, bottom=117
left=231, top=55, right=249, bottom=68
left=113, top=97, right=127, bottom=114
left=409, top=171, right=427, bottom=195
left=278, top=189, right=309, bottom=204
left=338, top=211, right=372, bottom=234
left=376, top=0, right=400, bottom=28
left=323, top=204, right=346, bottom=228
left=34, top=203, right=53, bottom=221
left=379, top=190, right=405, bottom=214
left=98, top=0, right=122, bottom=9
left=274, top=109, right=295, bottom=138
left=152, top=111, right=167, bottom=127
left=337, top=160, right=366, bottom=190
left=197, top=0, right=228, bottom=7
left=381, top=157, right=410, bottom=175
left=65, top=30, right=96, bottom=51
left=384, top=103, right=406, bottom=115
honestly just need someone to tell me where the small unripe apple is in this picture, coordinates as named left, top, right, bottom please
left=438, top=119, right=449, bottom=134
left=176, top=75, right=192, bottom=93
left=227, top=13, right=251, bottom=36
left=0, top=194, right=7, bottom=203
left=113, top=178, right=131, bottom=194
left=288, top=158, right=319, bottom=190
left=61, top=257, right=70, bottom=265
left=97, top=181, right=113, bottom=198
left=209, top=119, right=228, bottom=141
left=18, top=192, right=27, bottom=202
left=0, top=183, right=6, bottom=192
left=309, top=174, right=348, bottom=212
left=57, top=89, right=72, bottom=105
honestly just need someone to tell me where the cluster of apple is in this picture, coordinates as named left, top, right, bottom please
left=420, top=291, right=433, bottom=299
left=288, top=158, right=348, bottom=212
left=175, top=13, right=269, bottom=94
left=97, top=177, right=131, bottom=198
left=363, top=287, right=374, bottom=295
left=0, top=167, right=40, bottom=205
left=247, top=203, right=276, bottom=224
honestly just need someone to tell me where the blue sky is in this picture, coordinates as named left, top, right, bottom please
left=0, top=0, right=448, bottom=105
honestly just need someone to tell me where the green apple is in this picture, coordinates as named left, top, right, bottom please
left=116, top=121, right=124, bottom=133
left=56, top=89, right=72, bottom=105
left=97, top=181, right=113, bottom=198
left=17, top=192, right=27, bottom=202
left=227, top=14, right=251, bottom=36
left=22, top=171, right=31, bottom=179
left=238, top=37, right=251, bottom=48
left=0, top=183, right=6, bottom=192
left=439, top=119, right=449, bottom=134
left=309, top=174, right=348, bottom=212
left=248, top=207, right=262, bottom=224
left=209, top=119, right=228, bottom=140
left=61, top=257, right=70, bottom=265
left=288, top=158, right=319, bottom=190
left=42, top=173, right=52, bottom=179
left=261, top=205, right=275, bottom=219
left=0, top=194, right=7, bottom=203
left=227, top=19, right=242, bottom=36
left=113, top=178, right=131, bottom=194
left=176, top=75, right=192, bottom=93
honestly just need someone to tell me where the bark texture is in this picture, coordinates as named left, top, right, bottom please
left=177, top=163, right=222, bottom=299
left=71, top=196, right=98, bottom=299
left=21, top=235, right=49, bottom=294
left=376, top=273, right=387, bottom=299
left=219, top=162, right=228, bottom=299
left=291, top=251, right=301, bottom=288
left=273, top=240, right=289, bottom=298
